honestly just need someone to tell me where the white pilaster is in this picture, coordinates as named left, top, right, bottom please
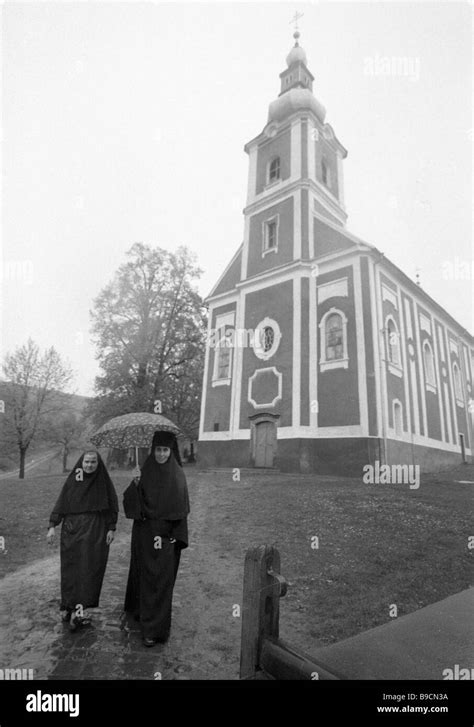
left=230, top=290, right=246, bottom=435
left=354, top=258, right=369, bottom=436
left=290, top=119, right=301, bottom=182
left=309, top=271, right=318, bottom=428
left=292, top=276, right=301, bottom=428
left=246, top=144, right=258, bottom=206
left=293, top=189, right=301, bottom=260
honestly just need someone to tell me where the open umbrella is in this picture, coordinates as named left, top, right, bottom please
left=89, top=412, right=180, bottom=467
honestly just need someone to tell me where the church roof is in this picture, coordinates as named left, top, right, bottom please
left=206, top=244, right=242, bottom=299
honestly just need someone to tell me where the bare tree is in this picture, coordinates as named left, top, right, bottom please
left=2, top=339, right=73, bottom=478
left=46, top=411, right=86, bottom=472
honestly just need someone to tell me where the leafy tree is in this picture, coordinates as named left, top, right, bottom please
left=1, top=339, right=73, bottom=478
left=88, top=243, right=206, bottom=442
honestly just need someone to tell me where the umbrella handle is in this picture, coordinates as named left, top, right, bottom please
left=135, top=447, right=139, bottom=468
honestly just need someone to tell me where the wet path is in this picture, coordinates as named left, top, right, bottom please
left=0, top=476, right=243, bottom=680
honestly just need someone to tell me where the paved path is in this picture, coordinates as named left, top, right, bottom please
left=0, top=490, right=243, bottom=680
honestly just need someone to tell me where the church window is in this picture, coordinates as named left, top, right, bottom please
left=326, top=314, right=343, bottom=360
left=393, top=400, right=403, bottom=436
left=423, top=340, right=436, bottom=390
left=321, top=159, right=331, bottom=188
left=262, top=215, right=279, bottom=255
left=268, top=157, right=281, bottom=183
left=386, top=317, right=401, bottom=366
left=253, top=318, right=281, bottom=361
left=267, top=221, right=277, bottom=247
left=452, top=362, right=463, bottom=404
left=262, top=326, right=275, bottom=352
left=211, top=314, right=234, bottom=387
left=217, top=344, right=231, bottom=379
left=319, top=308, right=348, bottom=371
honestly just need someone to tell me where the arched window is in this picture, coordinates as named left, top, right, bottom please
left=319, top=308, right=348, bottom=371
left=386, top=317, right=401, bottom=366
left=452, top=362, right=463, bottom=403
left=326, top=313, right=343, bottom=360
left=321, top=159, right=331, bottom=188
left=423, top=340, right=436, bottom=389
left=268, top=157, right=280, bottom=183
left=393, top=400, right=403, bottom=436
left=212, top=326, right=233, bottom=386
left=217, top=343, right=231, bottom=380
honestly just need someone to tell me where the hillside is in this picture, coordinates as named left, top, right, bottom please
left=0, top=381, right=91, bottom=472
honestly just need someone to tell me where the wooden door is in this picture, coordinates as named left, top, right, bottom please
left=255, top=421, right=275, bottom=468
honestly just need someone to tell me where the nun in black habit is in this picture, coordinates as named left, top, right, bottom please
left=123, top=430, right=190, bottom=646
left=46, top=450, right=118, bottom=630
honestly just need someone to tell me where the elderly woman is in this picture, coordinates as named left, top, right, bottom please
left=47, top=450, right=118, bottom=631
left=123, top=430, right=190, bottom=647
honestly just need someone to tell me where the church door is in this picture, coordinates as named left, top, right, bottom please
left=255, top=421, right=276, bottom=467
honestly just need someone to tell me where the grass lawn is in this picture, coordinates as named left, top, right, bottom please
left=1, top=456, right=472, bottom=646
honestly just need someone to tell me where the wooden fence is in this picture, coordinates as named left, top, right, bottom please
left=239, top=544, right=344, bottom=680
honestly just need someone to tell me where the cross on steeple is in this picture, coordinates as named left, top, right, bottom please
left=289, top=11, right=304, bottom=33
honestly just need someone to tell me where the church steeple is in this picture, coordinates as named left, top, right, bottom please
left=279, top=31, right=314, bottom=95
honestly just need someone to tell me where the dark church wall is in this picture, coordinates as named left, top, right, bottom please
left=313, top=216, right=355, bottom=257
left=402, top=293, right=426, bottom=437
left=381, top=274, right=408, bottom=433
left=434, top=320, right=457, bottom=446
left=317, top=266, right=360, bottom=427
left=300, top=277, right=310, bottom=426
left=212, top=248, right=242, bottom=297
left=314, top=136, right=339, bottom=198
left=240, top=280, right=293, bottom=429
left=203, top=302, right=236, bottom=433
left=198, top=436, right=471, bottom=475
left=247, top=197, right=294, bottom=277
left=198, top=440, right=251, bottom=469
left=255, top=126, right=291, bottom=195
left=361, top=257, right=378, bottom=436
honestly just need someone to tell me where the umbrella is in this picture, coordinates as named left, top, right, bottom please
left=89, top=412, right=180, bottom=467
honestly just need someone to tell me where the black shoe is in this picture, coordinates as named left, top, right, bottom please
left=143, top=637, right=156, bottom=647
left=69, top=614, right=92, bottom=632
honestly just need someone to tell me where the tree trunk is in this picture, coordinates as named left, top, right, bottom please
left=62, top=446, right=69, bottom=473
left=188, top=441, right=196, bottom=463
left=19, top=447, right=27, bottom=479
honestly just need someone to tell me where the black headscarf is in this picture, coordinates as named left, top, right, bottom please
left=138, top=431, right=190, bottom=520
left=51, top=451, right=119, bottom=516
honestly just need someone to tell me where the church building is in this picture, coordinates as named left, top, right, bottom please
left=198, top=31, right=474, bottom=474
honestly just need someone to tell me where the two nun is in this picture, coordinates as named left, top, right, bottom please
left=47, top=431, right=190, bottom=646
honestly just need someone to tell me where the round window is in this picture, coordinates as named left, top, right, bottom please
left=253, top=318, right=281, bottom=361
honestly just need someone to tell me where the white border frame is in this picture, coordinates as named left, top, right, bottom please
left=319, top=306, right=348, bottom=371
left=248, top=366, right=283, bottom=409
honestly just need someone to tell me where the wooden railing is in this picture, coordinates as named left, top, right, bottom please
left=239, top=545, right=343, bottom=680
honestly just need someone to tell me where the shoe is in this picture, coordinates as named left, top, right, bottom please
left=69, top=614, right=92, bottom=632
left=143, top=637, right=156, bottom=647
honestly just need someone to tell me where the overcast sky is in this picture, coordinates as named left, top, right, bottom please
left=1, top=1, right=472, bottom=396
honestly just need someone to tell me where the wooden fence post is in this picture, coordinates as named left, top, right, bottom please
left=239, top=544, right=285, bottom=679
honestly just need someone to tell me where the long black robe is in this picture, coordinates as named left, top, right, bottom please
left=123, top=441, right=189, bottom=641
left=49, top=452, right=118, bottom=611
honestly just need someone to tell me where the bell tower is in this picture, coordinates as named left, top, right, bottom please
left=241, top=29, right=348, bottom=282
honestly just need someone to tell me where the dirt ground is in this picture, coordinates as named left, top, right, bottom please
left=0, top=461, right=472, bottom=679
